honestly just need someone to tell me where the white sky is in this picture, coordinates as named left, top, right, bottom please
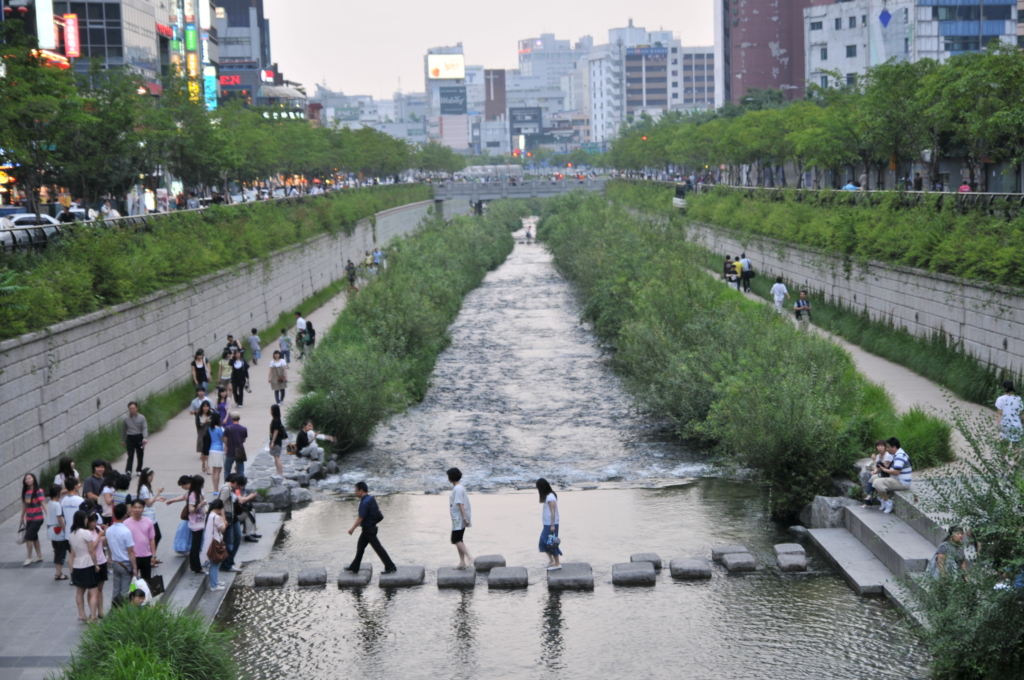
left=262, top=0, right=714, bottom=97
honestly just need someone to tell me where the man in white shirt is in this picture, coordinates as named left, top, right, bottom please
left=61, top=478, right=85, bottom=530
left=447, top=467, right=472, bottom=569
left=294, top=311, right=307, bottom=339
left=189, top=386, right=212, bottom=415
left=105, top=504, right=138, bottom=603
left=770, top=276, right=790, bottom=314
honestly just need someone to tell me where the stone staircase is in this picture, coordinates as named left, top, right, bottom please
left=808, top=485, right=946, bottom=619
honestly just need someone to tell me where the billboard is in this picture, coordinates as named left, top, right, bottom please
left=185, top=23, right=197, bottom=51
left=63, top=14, right=80, bottom=58
left=427, top=54, right=465, bottom=79
left=439, top=86, right=467, bottom=115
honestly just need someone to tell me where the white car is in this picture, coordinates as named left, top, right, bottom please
left=5, top=212, right=60, bottom=227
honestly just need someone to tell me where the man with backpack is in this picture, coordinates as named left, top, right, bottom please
left=344, top=482, right=397, bottom=575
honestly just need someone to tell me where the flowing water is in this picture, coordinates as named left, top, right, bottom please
left=222, top=225, right=931, bottom=679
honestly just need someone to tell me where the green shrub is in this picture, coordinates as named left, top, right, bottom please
left=51, top=604, right=235, bottom=680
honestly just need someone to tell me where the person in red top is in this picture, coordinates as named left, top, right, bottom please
left=124, top=499, right=157, bottom=580
left=20, top=473, right=45, bottom=566
left=959, top=180, right=972, bottom=193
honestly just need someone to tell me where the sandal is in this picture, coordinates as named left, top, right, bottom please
left=55, top=574, right=69, bottom=581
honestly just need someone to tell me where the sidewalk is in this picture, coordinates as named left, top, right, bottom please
left=0, top=286, right=352, bottom=680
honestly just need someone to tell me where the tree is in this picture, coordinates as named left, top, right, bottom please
left=414, top=141, right=465, bottom=174
left=861, top=59, right=933, bottom=190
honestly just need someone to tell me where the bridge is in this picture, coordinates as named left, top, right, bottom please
left=433, top=177, right=607, bottom=210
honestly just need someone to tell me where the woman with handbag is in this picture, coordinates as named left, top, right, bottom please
left=536, top=478, right=562, bottom=571
left=191, top=349, right=211, bottom=392
left=268, top=351, right=288, bottom=405
left=195, top=401, right=214, bottom=475
left=202, top=499, right=228, bottom=592
left=165, top=475, right=207, bottom=574
left=19, top=473, right=45, bottom=566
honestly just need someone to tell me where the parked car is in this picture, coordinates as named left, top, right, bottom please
left=5, top=212, right=60, bottom=227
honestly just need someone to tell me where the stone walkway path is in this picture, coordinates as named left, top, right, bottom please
left=0, top=284, right=353, bottom=680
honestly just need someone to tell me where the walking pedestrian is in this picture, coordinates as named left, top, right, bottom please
left=295, top=311, right=307, bottom=339
left=195, top=401, right=214, bottom=474
left=20, top=473, right=45, bottom=566
left=345, top=260, right=358, bottom=291
left=536, top=478, right=562, bottom=570
left=206, top=414, right=226, bottom=490
left=770, top=276, right=790, bottom=314
left=46, top=484, right=69, bottom=580
left=224, top=412, right=247, bottom=478
left=278, top=329, right=292, bottom=365
left=125, top=500, right=156, bottom=581
left=229, top=350, right=250, bottom=408
left=247, top=329, right=261, bottom=366
left=203, top=499, right=227, bottom=592
left=344, top=482, right=397, bottom=574
left=447, top=468, right=472, bottom=569
left=739, top=253, right=753, bottom=293
left=189, top=386, right=211, bottom=416
left=794, top=291, right=812, bottom=331
left=135, top=469, right=165, bottom=555
left=68, top=511, right=100, bottom=622
left=215, top=387, right=230, bottom=424
left=121, top=401, right=149, bottom=475
left=104, top=503, right=137, bottom=606
left=268, top=351, right=288, bottom=404
left=191, top=350, right=211, bottom=392
left=269, top=405, right=286, bottom=477
left=994, top=380, right=1024, bottom=443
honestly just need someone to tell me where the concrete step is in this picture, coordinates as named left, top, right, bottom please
left=807, top=527, right=895, bottom=595
left=892, top=485, right=951, bottom=548
left=845, top=505, right=936, bottom=576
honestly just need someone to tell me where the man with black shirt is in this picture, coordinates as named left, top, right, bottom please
left=345, top=482, right=396, bottom=574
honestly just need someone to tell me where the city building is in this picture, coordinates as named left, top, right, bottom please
left=483, top=69, right=507, bottom=121
left=587, top=42, right=625, bottom=145
left=675, top=46, right=716, bottom=111
left=517, top=33, right=581, bottom=91
left=216, top=0, right=271, bottom=106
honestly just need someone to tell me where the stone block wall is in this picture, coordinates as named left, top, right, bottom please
left=0, top=199, right=434, bottom=521
left=689, top=222, right=1024, bottom=378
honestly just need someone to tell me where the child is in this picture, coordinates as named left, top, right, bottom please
left=770, top=276, right=790, bottom=314
left=278, top=329, right=292, bottom=365
left=247, top=329, right=261, bottom=366
left=447, top=467, right=472, bottom=570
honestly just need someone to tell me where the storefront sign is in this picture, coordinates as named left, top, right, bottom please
left=63, top=14, right=80, bottom=58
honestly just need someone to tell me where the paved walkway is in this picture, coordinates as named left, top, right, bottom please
left=0, top=285, right=353, bottom=680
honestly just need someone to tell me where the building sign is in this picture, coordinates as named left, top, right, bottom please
left=439, top=86, right=467, bottom=115
left=156, top=23, right=173, bottom=38
left=186, top=52, right=199, bottom=77
left=184, top=23, right=197, bottom=51
left=63, top=14, right=80, bottom=58
left=201, top=37, right=210, bottom=64
left=220, top=74, right=241, bottom=86
left=187, top=80, right=200, bottom=102
left=427, top=54, right=465, bottom=79
left=36, top=0, right=56, bottom=49
left=260, top=69, right=275, bottom=83
left=204, top=75, right=218, bottom=110
left=333, top=106, right=359, bottom=121
left=626, top=47, right=668, bottom=56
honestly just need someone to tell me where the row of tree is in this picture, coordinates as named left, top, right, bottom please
left=0, top=21, right=468, bottom=211
left=608, top=45, right=1024, bottom=191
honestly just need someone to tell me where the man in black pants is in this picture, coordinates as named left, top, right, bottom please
left=121, top=401, right=148, bottom=475
left=345, top=482, right=396, bottom=574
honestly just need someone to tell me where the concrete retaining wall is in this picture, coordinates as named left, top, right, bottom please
left=689, top=222, right=1024, bottom=377
left=0, top=199, right=439, bottom=521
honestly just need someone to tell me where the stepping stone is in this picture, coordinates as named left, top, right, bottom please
left=474, top=554, right=506, bottom=572
left=437, top=567, right=477, bottom=589
left=337, top=563, right=373, bottom=587
left=774, top=543, right=806, bottom=558
left=711, top=545, right=748, bottom=563
left=379, top=566, right=425, bottom=588
left=488, top=566, right=529, bottom=589
left=630, top=553, right=662, bottom=570
left=254, top=570, right=288, bottom=587
left=612, top=562, right=656, bottom=586
left=777, top=554, right=808, bottom=572
left=546, top=563, right=594, bottom=591
left=669, top=557, right=712, bottom=580
left=297, top=567, right=327, bottom=587
left=722, top=552, right=756, bottom=573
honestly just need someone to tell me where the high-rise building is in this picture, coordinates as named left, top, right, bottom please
left=587, top=42, right=625, bottom=145
left=483, top=69, right=507, bottom=121
left=517, top=33, right=578, bottom=91
left=216, top=0, right=271, bottom=106
left=675, top=46, right=716, bottom=111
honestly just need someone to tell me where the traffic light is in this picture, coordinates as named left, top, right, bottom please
left=567, top=162, right=573, bottom=168
left=513, top=149, right=520, bottom=157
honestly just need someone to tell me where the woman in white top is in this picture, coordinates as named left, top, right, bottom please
left=202, top=499, right=227, bottom=592
left=770, top=276, right=790, bottom=314
left=268, top=351, right=288, bottom=405
left=67, top=510, right=100, bottom=622
left=136, top=468, right=165, bottom=562
left=995, top=380, right=1024, bottom=443
left=53, top=457, right=77, bottom=497
left=536, top=478, right=562, bottom=570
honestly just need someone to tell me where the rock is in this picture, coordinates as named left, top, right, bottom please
left=254, top=570, right=288, bottom=586
left=473, top=554, right=506, bottom=572
left=853, top=457, right=874, bottom=475
left=290, top=487, right=312, bottom=504
left=379, top=566, right=425, bottom=588
left=250, top=477, right=272, bottom=491
left=809, top=495, right=859, bottom=529
left=308, top=463, right=324, bottom=480
left=721, top=553, right=756, bottom=573
left=799, top=503, right=813, bottom=528
left=711, top=545, right=748, bottom=563
left=437, top=567, right=477, bottom=588
left=630, top=553, right=662, bottom=570
left=270, top=475, right=284, bottom=487
left=337, top=563, right=373, bottom=587
left=831, top=475, right=859, bottom=498
left=669, top=557, right=712, bottom=580
left=487, top=566, right=529, bottom=589
left=612, top=562, right=657, bottom=586
left=283, top=480, right=300, bottom=489
left=777, top=554, right=808, bottom=572
left=327, top=461, right=339, bottom=474
left=296, top=474, right=310, bottom=487
left=266, top=486, right=291, bottom=510
left=252, top=502, right=275, bottom=514
left=297, top=567, right=327, bottom=587
left=546, top=563, right=594, bottom=591
left=773, top=543, right=806, bottom=558
left=788, top=525, right=810, bottom=539
left=308, top=479, right=319, bottom=489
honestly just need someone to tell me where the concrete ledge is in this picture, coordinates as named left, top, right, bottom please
left=473, top=554, right=506, bottom=572
left=711, top=545, right=748, bottom=563
left=669, top=557, right=712, bottom=580
left=546, top=562, right=594, bottom=591
left=808, top=528, right=893, bottom=595
left=773, top=543, right=805, bottom=557
left=487, top=566, right=529, bottom=589
left=297, top=567, right=327, bottom=587
left=337, top=563, right=373, bottom=588
left=777, top=554, right=808, bottom=572
left=612, top=562, right=656, bottom=586
left=254, top=570, right=288, bottom=587
left=630, top=553, right=662, bottom=570
left=437, top=567, right=477, bottom=589
left=721, top=553, right=756, bottom=573
left=379, top=566, right=425, bottom=588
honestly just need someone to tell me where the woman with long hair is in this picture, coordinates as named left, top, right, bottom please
left=191, top=349, right=211, bottom=392
left=99, top=470, right=118, bottom=525
left=215, top=386, right=230, bottom=423
left=20, top=473, right=45, bottom=565
left=536, top=478, right=562, bottom=570
left=68, top=511, right=100, bottom=622
left=89, top=513, right=108, bottom=618
left=268, top=350, right=288, bottom=405
left=207, top=413, right=226, bottom=490
left=269, top=404, right=286, bottom=476
left=135, top=468, right=165, bottom=562
left=185, top=476, right=207, bottom=573
left=203, top=499, right=227, bottom=592
left=53, top=457, right=77, bottom=495
left=195, top=400, right=214, bottom=474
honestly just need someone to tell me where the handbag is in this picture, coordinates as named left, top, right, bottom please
left=173, top=520, right=192, bottom=553
left=144, top=574, right=166, bottom=596
left=15, top=523, right=26, bottom=545
left=180, top=504, right=189, bottom=521
left=207, top=538, right=228, bottom=564
left=234, top=444, right=247, bottom=462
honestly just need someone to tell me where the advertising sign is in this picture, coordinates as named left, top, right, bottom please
left=204, top=75, right=218, bottom=111
left=185, top=23, right=197, bottom=51
left=36, top=0, right=56, bottom=49
left=260, top=69, right=275, bottom=83
left=333, top=107, right=359, bottom=121
left=155, top=23, right=173, bottom=38
left=186, top=52, right=199, bottom=77
left=220, top=74, right=241, bottom=86
left=63, top=14, right=80, bottom=58
left=439, top=86, right=467, bottom=115
left=427, top=54, right=465, bottom=79
left=187, top=80, right=200, bottom=102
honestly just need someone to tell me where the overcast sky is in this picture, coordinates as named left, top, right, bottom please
left=262, top=0, right=714, bottom=98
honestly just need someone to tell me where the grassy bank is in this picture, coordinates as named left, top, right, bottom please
left=290, top=200, right=528, bottom=449
left=0, top=185, right=431, bottom=341
left=539, top=193, right=951, bottom=518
